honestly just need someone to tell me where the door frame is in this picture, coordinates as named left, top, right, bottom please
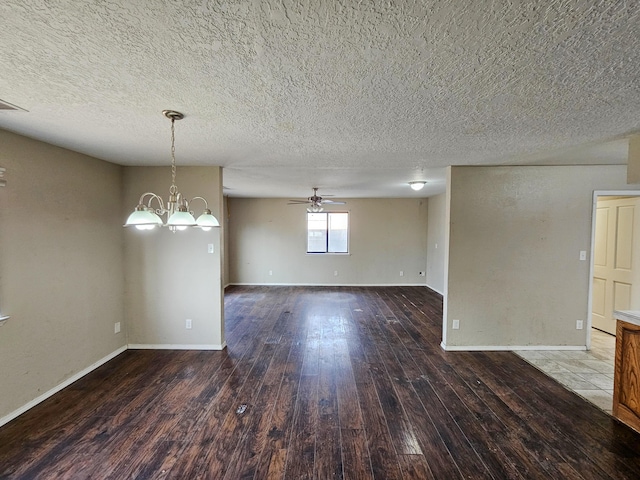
left=587, top=190, right=640, bottom=349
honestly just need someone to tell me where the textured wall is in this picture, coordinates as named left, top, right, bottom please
left=228, top=197, right=428, bottom=285
left=629, top=136, right=640, bottom=184
left=426, top=193, right=446, bottom=294
left=0, top=130, right=126, bottom=420
left=444, top=165, right=637, bottom=349
left=123, top=166, right=225, bottom=348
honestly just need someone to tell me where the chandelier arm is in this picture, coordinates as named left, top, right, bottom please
left=137, top=192, right=165, bottom=212
left=189, top=196, right=209, bottom=213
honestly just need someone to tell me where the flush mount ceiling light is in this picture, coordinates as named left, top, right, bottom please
left=409, top=181, right=427, bottom=191
left=124, top=110, right=219, bottom=232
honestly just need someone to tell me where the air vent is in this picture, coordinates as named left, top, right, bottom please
left=0, top=99, right=26, bottom=111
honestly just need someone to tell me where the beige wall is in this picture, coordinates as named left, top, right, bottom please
left=0, top=130, right=126, bottom=420
left=228, top=197, right=428, bottom=285
left=628, top=136, right=640, bottom=184
left=634, top=198, right=640, bottom=307
left=223, top=195, right=230, bottom=287
left=426, top=193, right=446, bottom=294
left=123, top=166, right=224, bottom=348
left=444, top=165, right=636, bottom=349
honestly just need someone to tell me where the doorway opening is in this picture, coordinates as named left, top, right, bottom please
left=587, top=191, right=640, bottom=350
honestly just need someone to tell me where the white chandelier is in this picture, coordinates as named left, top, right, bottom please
left=124, top=110, right=219, bottom=232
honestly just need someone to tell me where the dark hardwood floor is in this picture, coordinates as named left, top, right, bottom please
left=1, top=285, right=640, bottom=479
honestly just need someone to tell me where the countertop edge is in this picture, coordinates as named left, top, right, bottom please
left=614, top=310, right=640, bottom=326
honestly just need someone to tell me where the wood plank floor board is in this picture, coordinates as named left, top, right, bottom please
left=335, top=344, right=365, bottom=430
left=314, top=316, right=344, bottom=480
left=447, top=352, right=597, bottom=479
left=350, top=290, right=470, bottom=478
left=376, top=370, right=457, bottom=479
left=254, top=294, right=311, bottom=479
left=216, top=381, right=281, bottom=480
left=397, top=454, right=433, bottom=480
left=369, top=304, right=532, bottom=479
left=356, top=310, right=424, bottom=457
left=221, top=304, right=304, bottom=479
left=193, top=346, right=280, bottom=478
left=340, top=428, right=373, bottom=480
left=417, top=353, right=542, bottom=479
left=353, top=375, right=404, bottom=479
left=475, top=351, right=640, bottom=479
left=383, top=342, right=524, bottom=479
left=384, top=288, right=608, bottom=478
left=2, top=285, right=640, bottom=479
left=282, top=373, right=319, bottom=480
left=490, top=348, right=640, bottom=454
left=409, top=375, right=495, bottom=480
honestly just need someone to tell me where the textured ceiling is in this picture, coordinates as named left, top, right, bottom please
left=0, top=0, right=639, bottom=198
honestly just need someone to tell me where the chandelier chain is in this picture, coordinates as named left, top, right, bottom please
left=170, top=118, right=177, bottom=194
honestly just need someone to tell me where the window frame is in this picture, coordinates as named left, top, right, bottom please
left=306, top=211, right=350, bottom=255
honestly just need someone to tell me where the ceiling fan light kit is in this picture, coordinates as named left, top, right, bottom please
left=409, top=181, right=427, bottom=191
left=124, top=110, right=220, bottom=232
left=288, top=187, right=346, bottom=211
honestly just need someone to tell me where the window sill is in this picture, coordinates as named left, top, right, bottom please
left=306, top=253, right=351, bottom=256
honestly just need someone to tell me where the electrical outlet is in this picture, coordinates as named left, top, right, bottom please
left=419, top=271, right=425, bottom=276
left=334, top=270, right=338, bottom=276
left=268, top=270, right=273, bottom=276
left=400, top=271, right=404, bottom=277
left=452, top=319, right=460, bottom=330
left=576, top=320, right=583, bottom=330
left=114, top=322, right=121, bottom=334
left=186, top=319, right=192, bottom=329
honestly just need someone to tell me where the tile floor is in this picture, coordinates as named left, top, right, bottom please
left=514, top=328, right=616, bottom=413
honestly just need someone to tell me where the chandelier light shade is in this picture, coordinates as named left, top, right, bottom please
left=124, top=110, right=220, bottom=232
left=125, top=206, right=163, bottom=230
left=409, top=181, right=427, bottom=191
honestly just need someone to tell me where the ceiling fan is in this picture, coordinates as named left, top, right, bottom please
left=288, top=187, right=346, bottom=212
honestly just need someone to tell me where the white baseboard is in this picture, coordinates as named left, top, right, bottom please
left=128, top=342, right=227, bottom=350
left=440, top=342, right=587, bottom=352
left=228, top=282, right=428, bottom=287
left=0, top=345, right=127, bottom=428
left=426, top=285, right=444, bottom=296
left=0, top=341, right=229, bottom=427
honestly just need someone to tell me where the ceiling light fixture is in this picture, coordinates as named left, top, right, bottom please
left=307, top=203, right=324, bottom=213
left=409, top=181, right=427, bottom=191
left=124, top=110, right=219, bottom=232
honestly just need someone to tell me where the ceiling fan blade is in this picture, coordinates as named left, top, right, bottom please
left=288, top=189, right=343, bottom=206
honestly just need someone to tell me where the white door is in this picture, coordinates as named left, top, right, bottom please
left=592, top=198, right=636, bottom=335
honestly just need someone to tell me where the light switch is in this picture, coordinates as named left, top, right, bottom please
left=579, top=250, right=587, bottom=261
left=208, top=244, right=214, bottom=254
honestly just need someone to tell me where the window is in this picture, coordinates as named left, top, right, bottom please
left=307, top=212, right=348, bottom=253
